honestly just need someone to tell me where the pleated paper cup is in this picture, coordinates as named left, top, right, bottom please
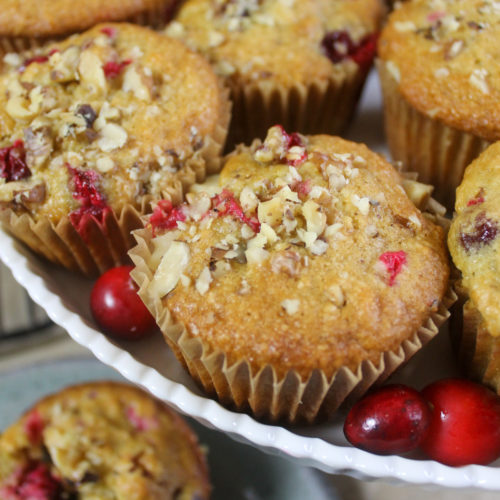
left=451, top=280, right=500, bottom=394
left=378, top=61, right=491, bottom=211
left=129, top=179, right=455, bottom=424
left=226, top=64, right=370, bottom=149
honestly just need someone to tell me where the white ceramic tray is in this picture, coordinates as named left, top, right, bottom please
left=2, top=71, right=500, bottom=490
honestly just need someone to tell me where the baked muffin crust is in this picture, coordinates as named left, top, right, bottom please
left=379, top=0, right=500, bottom=141
left=145, top=126, right=449, bottom=380
left=0, top=0, right=176, bottom=37
left=0, top=382, right=210, bottom=500
left=166, top=0, right=384, bottom=88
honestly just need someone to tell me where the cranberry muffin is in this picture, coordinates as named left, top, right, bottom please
left=378, top=0, right=500, bottom=209
left=166, top=0, right=385, bottom=147
left=0, top=0, right=178, bottom=55
left=0, top=23, right=230, bottom=276
left=0, top=381, right=210, bottom=500
left=131, top=125, right=451, bottom=423
left=448, top=142, right=500, bottom=394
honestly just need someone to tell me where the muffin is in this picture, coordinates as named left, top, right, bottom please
left=0, top=0, right=178, bottom=55
left=378, top=0, right=500, bottom=209
left=0, top=381, right=210, bottom=500
left=448, top=142, right=500, bottom=393
left=130, top=125, right=452, bottom=423
left=0, top=23, right=230, bottom=276
left=165, top=0, right=385, bottom=147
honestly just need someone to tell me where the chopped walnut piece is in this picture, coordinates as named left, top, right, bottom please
left=241, top=224, right=255, bottom=239
left=96, top=157, right=114, bottom=173
left=78, top=50, right=106, bottom=93
left=297, top=228, right=318, bottom=248
left=469, top=68, right=490, bottom=94
left=195, top=266, right=213, bottom=295
left=351, top=194, right=370, bottom=215
left=260, top=222, right=278, bottom=244
left=277, top=185, right=300, bottom=203
left=310, top=239, right=328, bottom=255
left=149, top=241, right=190, bottom=297
left=238, top=278, right=251, bottom=295
left=186, top=192, right=211, bottom=220
left=402, top=179, right=432, bottom=209
left=13, top=183, right=46, bottom=211
left=271, top=250, right=301, bottom=277
left=444, top=39, right=464, bottom=59
left=245, top=233, right=268, bottom=264
left=302, top=200, right=326, bottom=235
left=239, top=186, right=259, bottom=212
left=212, top=260, right=231, bottom=278
left=6, top=96, right=34, bottom=119
left=257, top=197, right=283, bottom=226
left=97, top=124, right=127, bottom=152
left=327, top=284, right=345, bottom=307
left=24, top=126, right=53, bottom=168
left=394, top=21, right=417, bottom=32
left=123, top=65, right=151, bottom=100
left=50, top=46, right=80, bottom=82
left=281, top=299, right=300, bottom=315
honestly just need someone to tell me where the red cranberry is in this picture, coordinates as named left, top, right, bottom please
left=321, top=31, right=378, bottom=71
left=1, top=462, right=61, bottom=500
left=0, top=140, right=31, bottom=182
left=291, top=179, right=312, bottom=197
left=103, top=60, right=131, bottom=79
left=90, top=266, right=156, bottom=340
left=378, top=250, right=407, bottom=286
left=18, top=464, right=60, bottom=500
left=212, top=189, right=260, bottom=233
left=19, top=49, right=59, bottom=72
left=68, top=166, right=110, bottom=238
left=274, top=125, right=307, bottom=166
left=126, top=405, right=159, bottom=431
left=149, top=199, right=187, bottom=235
left=344, top=385, right=431, bottom=455
left=460, top=213, right=498, bottom=252
left=278, top=125, right=304, bottom=150
left=100, top=26, right=116, bottom=38
left=420, top=378, right=500, bottom=466
left=350, top=33, right=378, bottom=70
left=24, top=410, right=44, bottom=445
left=467, top=196, right=484, bottom=207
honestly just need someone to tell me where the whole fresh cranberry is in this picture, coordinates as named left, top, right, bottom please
left=344, top=384, right=431, bottom=455
left=90, top=265, right=156, bottom=340
left=420, top=378, right=500, bottom=466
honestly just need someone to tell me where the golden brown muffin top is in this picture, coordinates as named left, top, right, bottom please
left=448, top=142, right=500, bottom=337
left=165, top=0, right=384, bottom=87
left=0, top=381, right=210, bottom=500
left=379, top=0, right=500, bottom=141
left=0, top=0, right=175, bottom=37
left=145, top=126, right=449, bottom=380
left=0, top=23, right=227, bottom=226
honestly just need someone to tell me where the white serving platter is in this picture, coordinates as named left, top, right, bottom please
left=2, top=71, right=500, bottom=490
